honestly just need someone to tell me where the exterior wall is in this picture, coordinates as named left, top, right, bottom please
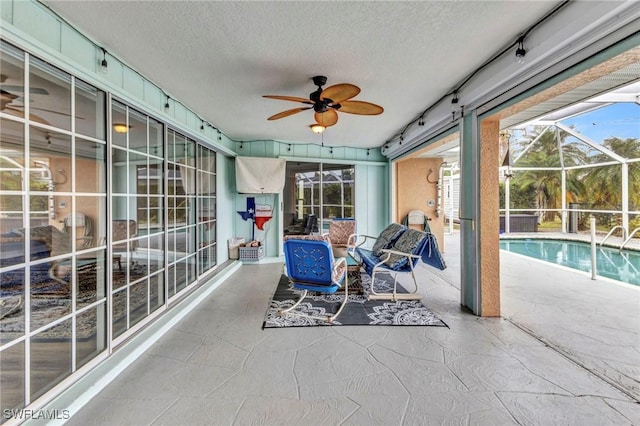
left=395, top=158, right=445, bottom=251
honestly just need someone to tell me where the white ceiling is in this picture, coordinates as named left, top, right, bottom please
left=41, top=1, right=562, bottom=149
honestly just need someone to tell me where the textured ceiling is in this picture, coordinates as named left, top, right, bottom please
left=41, top=1, right=561, bottom=149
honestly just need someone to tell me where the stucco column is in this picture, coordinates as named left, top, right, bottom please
left=479, top=119, right=500, bottom=316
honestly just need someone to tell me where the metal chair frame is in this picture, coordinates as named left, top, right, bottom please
left=280, top=239, right=349, bottom=323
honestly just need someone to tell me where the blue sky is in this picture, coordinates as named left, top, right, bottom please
left=561, top=102, right=640, bottom=143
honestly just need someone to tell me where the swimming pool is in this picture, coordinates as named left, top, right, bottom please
left=499, top=239, right=640, bottom=286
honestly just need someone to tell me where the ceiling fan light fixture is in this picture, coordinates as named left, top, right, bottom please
left=310, top=123, right=326, bottom=134
left=113, top=123, right=129, bottom=133
left=264, top=76, right=382, bottom=132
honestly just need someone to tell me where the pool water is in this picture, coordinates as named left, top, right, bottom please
left=499, top=239, right=640, bottom=286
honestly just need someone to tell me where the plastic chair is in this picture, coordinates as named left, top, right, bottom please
left=280, top=239, right=348, bottom=323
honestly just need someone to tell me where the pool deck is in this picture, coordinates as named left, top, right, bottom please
left=42, top=231, right=639, bottom=425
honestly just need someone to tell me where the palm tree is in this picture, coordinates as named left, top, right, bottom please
left=511, top=126, right=588, bottom=221
left=581, top=137, right=640, bottom=210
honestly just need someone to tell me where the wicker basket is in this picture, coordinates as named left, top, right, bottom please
left=239, top=245, right=264, bottom=262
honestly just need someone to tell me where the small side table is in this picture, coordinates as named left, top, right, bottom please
left=345, top=254, right=363, bottom=295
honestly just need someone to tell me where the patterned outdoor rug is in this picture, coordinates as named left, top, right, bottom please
left=262, top=273, right=448, bottom=328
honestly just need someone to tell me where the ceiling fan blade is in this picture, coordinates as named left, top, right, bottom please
left=0, top=85, right=49, bottom=95
left=320, top=84, right=360, bottom=104
left=10, top=104, right=83, bottom=119
left=267, top=107, right=312, bottom=121
left=314, top=109, right=338, bottom=127
left=3, top=106, right=50, bottom=125
left=337, top=100, right=384, bottom=115
left=1, top=90, right=18, bottom=110
left=263, top=95, right=313, bottom=105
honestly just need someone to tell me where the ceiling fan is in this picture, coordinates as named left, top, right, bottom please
left=263, top=76, right=383, bottom=131
left=1, top=90, right=50, bottom=125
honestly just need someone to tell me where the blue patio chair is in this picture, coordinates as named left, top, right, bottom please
left=281, top=239, right=348, bottom=323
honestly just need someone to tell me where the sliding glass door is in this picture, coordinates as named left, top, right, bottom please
left=0, top=40, right=219, bottom=418
left=283, top=161, right=354, bottom=236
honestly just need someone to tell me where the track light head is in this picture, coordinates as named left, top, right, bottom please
left=451, top=91, right=459, bottom=111
left=515, top=37, right=526, bottom=64
left=99, top=48, right=108, bottom=73
left=164, top=95, right=170, bottom=111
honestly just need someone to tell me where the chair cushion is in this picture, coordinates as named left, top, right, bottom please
left=383, top=229, right=427, bottom=270
left=355, top=247, right=379, bottom=275
left=328, top=219, right=356, bottom=245
left=372, top=223, right=406, bottom=257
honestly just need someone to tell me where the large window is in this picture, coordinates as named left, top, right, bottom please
left=283, top=162, right=354, bottom=234
left=111, top=101, right=166, bottom=338
left=0, top=41, right=107, bottom=414
left=167, top=130, right=197, bottom=297
left=0, top=41, right=218, bottom=420
left=197, top=145, right=217, bottom=274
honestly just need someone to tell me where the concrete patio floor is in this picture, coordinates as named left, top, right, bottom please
left=39, top=232, right=639, bottom=425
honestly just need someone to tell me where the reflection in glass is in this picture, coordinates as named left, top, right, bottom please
left=149, top=117, right=163, bottom=158
left=0, top=341, right=24, bottom=414
left=149, top=233, right=163, bottom=271
left=175, top=260, right=187, bottom=293
left=128, top=109, right=148, bottom=154
left=129, top=279, right=148, bottom=327
left=0, top=118, right=24, bottom=188
left=186, top=255, right=197, bottom=286
left=149, top=196, right=163, bottom=231
left=0, top=41, right=25, bottom=124
left=76, top=251, right=106, bottom=309
left=76, top=304, right=107, bottom=369
left=0, top=267, right=25, bottom=343
left=31, top=256, right=71, bottom=330
left=111, top=148, right=128, bottom=193
left=168, top=264, right=176, bottom=297
left=149, top=273, right=163, bottom=313
left=148, top=159, right=163, bottom=196
left=136, top=195, right=148, bottom=232
left=75, top=79, right=106, bottom=140
left=29, top=56, right=72, bottom=131
left=30, top=319, right=72, bottom=401
left=76, top=138, right=106, bottom=193
left=112, top=289, right=127, bottom=338
left=29, top=127, right=71, bottom=195
left=74, top=195, right=106, bottom=250
left=111, top=101, right=127, bottom=148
